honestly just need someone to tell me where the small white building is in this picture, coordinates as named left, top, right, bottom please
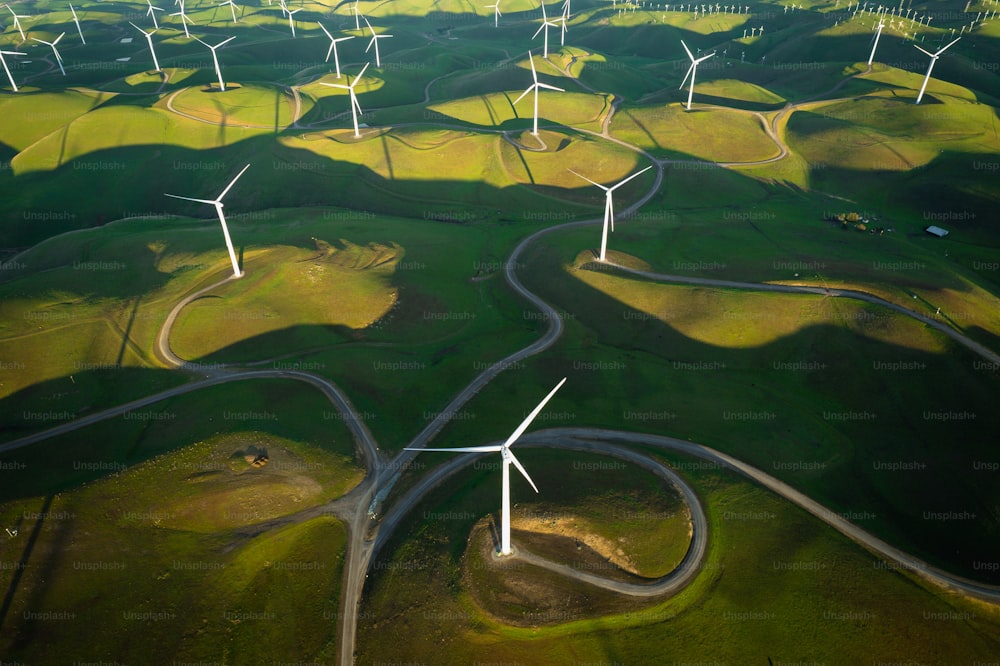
left=925, top=225, right=949, bottom=238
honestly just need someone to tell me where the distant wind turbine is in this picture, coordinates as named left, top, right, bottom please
left=33, top=32, right=66, bottom=76
left=405, top=377, right=568, bottom=557
left=129, top=21, right=161, bottom=72
left=913, top=37, right=959, bottom=104
left=287, top=7, right=301, bottom=36
left=0, top=48, right=25, bottom=91
left=146, top=0, right=164, bottom=29
left=218, top=0, right=239, bottom=23
left=485, top=1, right=501, bottom=26
left=5, top=5, right=29, bottom=41
left=169, top=0, right=195, bottom=38
left=317, top=22, right=354, bottom=77
left=568, top=165, right=653, bottom=262
left=195, top=35, right=235, bottom=91
left=679, top=39, right=714, bottom=110
left=320, top=62, right=369, bottom=138
left=363, top=16, right=392, bottom=67
left=533, top=1, right=561, bottom=58
left=513, top=50, right=564, bottom=136
left=164, top=164, right=251, bottom=278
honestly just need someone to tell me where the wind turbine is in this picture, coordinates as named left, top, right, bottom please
left=0, top=48, right=25, bottom=91
left=562, top=0, right=571, bottom=19
left=568, top=165, right=653, bottom=262
left=513, top=50, right=564, bottom=137
left=129, top=22, right=161, bottom=72
left=913, top=37, right=959, bottom=104
left=532, top=1, right=561, bottom=58
left=405, top=377, right=568, bottom=557
left=287, top=7, right=302, bottom=36
left=320, top=62, right=369, bottom=138
left=32, top=32, right=66, bottom=76
left=169, top=0, right=195, bottom=38
left=363, top=16, right=392, bottom=67
left=867, top=17, right=884, bottom=66
left=146, top=0, right=164, bottom=29
left=69, top=4, right=85, bottom=44
left=218, top=0, right=239, bottom=23
left=352, top=0, right=360, bottom=30
left=317, top=22, right=353, bottom=77
left=164, top=164, right=251, bottom=279
left=485, top=1, right=501, bottom=26
left=679, top=39, right=714, bottom=110
left=5, top=5, right=28, bottom=41
left=195, top=35, right=235, bottom=91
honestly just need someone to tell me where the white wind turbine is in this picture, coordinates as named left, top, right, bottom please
left=320, top=62, right=369, bottom=137
left=568, top=165, right=652, bottom=262
left=164, top=164, right=251, bottom=278
left=352, top=0, right=360, bottom=30
left=679, top=39, right=714, bottom=110
left=195, top=35, right=235, bottom=91
left=363, top=16, right=391, bottom=67
left=532, top=1, right=561, bottom=58
left=514, top=50, right=564, bottom=137
left=405, top=377, right=568, bottom=557
left=0, top=48, right=25, bottom=91
left=485, top=0, right=501, bottom=26
left=169, top=0, right=195, bottom=38
left=218, top=0, right=239, bottom=23
left=913, top=37, right=959, bottom=104
left=33, top=32, right=66, bottom=76
left=69, top=4, right=85, bottom=44
left=317, top=22, right=353, bottom=77
left=146, top=0, right=164, bottom=29
left=562, top=0, right=571, bottom=20
left=287, top=7, right=301, bottom=36
left=130, top=22, right=161, bottom=72
left=867, top=17, right=885, bottom=65
left=5, top=5, right=29, bottom=41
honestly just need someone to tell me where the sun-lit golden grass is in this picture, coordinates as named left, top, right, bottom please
left=569, top=259, right=951, bottom=354
left=500, top=133, right=649, bottom=190
left=859, top=65, right=979, bottom=103
left=11, top=105, right=266, bottom=174
left=121, top=431, right=363, bottom=532
left=167, top=83, right=312, bottom=128
left=786, top=96, right=999, bottom=172
left=170, top=240, right=399, bottom=360
left=696, top=78, right=787, bottom=106
left=425, top=90, right=609, bottom=133
left=0, top=90, right=112, bottom=152
left=611, top=105, right=779, bottom=162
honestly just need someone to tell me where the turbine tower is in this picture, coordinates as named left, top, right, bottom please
left=867, top=17, right=885, bottom=66
left=913, top=37, right=959, bottom=104
left=195, top=35, right=235, bottom=91
left=679, top=39, right=715, bottom=110
left=363, top=16, right=392, bottom=67
left=513, top=50, right=564, bottom=136
left=0, top=48, right=25, bottom=91
left=568, top=165, right=653, bottom=262
left=69, top=4, right=85, bottom=44
left=164, top=164, right=251, bottom=279
left=317, top=22, right=354, bottom=77
left=320, top=62, right=369, bottom=138
left=287, top=7, right=301, bottom=36
left=406, top=377, right=568, bottom=557
left=32, top=32, right=66, bottom=76
left=130, top=21, right=161, bottom=72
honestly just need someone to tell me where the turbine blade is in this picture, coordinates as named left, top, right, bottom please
left=502, top=377, right=567, bottom=449
left=937, top=36, right=960, bottom=54
left=609, top=164, right=653, bottom=191
left=533, top=23, right=545, bottom=38
left=507, top=449, right=539, bottom=493
left=680, top=39, right=695, bottom=61
left=568, top=168, right=607, bottom=189
left=317, top=21, right=332, bottom=38
left=217, top=163, right=251, bottom=200
left=165, top=194, right=216, bottom=205
left=513, top=85, right=533, bottom=105
left=537, top=83, right=564, bottom=92
left=679, top=63, right=694, bottom=89
left=913, top=44, right=934, bottom=57
left=407, top=445, right=504, bottom=453
left=354, top=61, right=370, bottom=83
left=216, top=35, right=236, bottom=48
left=528, top=52, right=538, bottom=81
left=696, top=51, right=715, bottom=63
left=320, top=82, right=351, bottom=89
